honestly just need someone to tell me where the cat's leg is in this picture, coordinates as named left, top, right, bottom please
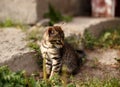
left=49, top=57, right=62, bottom=79
left=45, top=58, right=52, bottom=78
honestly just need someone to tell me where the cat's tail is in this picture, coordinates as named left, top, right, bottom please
left=76, top=50, right=86, bottom=65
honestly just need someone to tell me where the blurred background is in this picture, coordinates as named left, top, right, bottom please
left=0, top=0, right=119, bottom=25
left=0, top=1, right=120, bottom=86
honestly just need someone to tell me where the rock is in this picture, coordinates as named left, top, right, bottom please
left=55, top=18, right=120, bottom=37
left=0, top=0, right=80, bottom=24
left=0, top=28, right=40, bottom=74
left=0, top=0, right=37, bottom=24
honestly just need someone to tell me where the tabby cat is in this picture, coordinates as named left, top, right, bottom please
left=40, top=26, right=84, bottom=79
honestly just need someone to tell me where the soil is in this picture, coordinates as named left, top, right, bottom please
left=76, top=49, right=120, bottom=81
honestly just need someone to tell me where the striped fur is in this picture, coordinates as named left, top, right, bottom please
left=40, top=26, right=83, bottom=79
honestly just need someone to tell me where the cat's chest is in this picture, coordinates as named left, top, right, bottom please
left=42, top=47, right=57, bottom=53
left=41, top=45, right=60, bottom=56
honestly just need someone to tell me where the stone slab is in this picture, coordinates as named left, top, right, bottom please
left=0, top=28, right=40, bottom=74
left=55, top=17, right=120, bottom=37
left=0, top=0, right=80, bottom=24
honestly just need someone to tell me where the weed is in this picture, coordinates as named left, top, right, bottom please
left=0, top=66, right=27, bottom=87
left=0, top=66, right=120, bottom=87
left=44, top=3, right=72, bottom=25
left=27, top=42, right=40, bottom=53
left=0, top=19, right=15, bottom=27
left=26, top=27, right=44, bottom=42
left=0, top=19, right=28, bottom=30
left=26, top=28, right=43, bottom=54
left=83, top=30, right=97, bottom=49
left=27, top=42, right=42, bottom=66
left=78, top=78, right=120, bottom=87
left=84, top=28, right=120, bottom=50
left=27, top=31, right=41, bottom=42
left=26, top=28, right=45, bottom=71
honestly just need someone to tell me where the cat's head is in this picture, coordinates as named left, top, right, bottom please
left=43, top=26, right=64, bottom=48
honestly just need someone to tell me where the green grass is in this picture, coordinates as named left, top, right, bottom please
left=44, top=3, right=72, bottom=26
left=26, top=28, right=43, bottom=56
left=0, top=66, right=27, bottom=87
left=27, top=42, right=40, bottom=53
left=78, top=78, right=120, bottom=87
left=0, top=66, right=120, bottom=87
left=0, top=19, right=28, bottom=30
left=26, top=30, right=42, bottom=42
left=26, top=28, right=43, bottom=68
left=84, top=28, right=120, bottom=49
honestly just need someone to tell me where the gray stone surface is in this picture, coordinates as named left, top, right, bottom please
left=0, top=0, right=80, bottom=24
left=0, top=28, right=40, bottom=74
left=0, top=0, right=37, bottom=24
left=55, top=17, right=120, bottom=37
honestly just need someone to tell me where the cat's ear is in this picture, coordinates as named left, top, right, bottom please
left=54, top=26, right=64, bottom=38
left=48, top=27, right=54, bottom=36
left=54, top=26, right=62, bottom=31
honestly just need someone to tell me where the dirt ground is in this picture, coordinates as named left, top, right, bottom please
left=75, top=49, right=120, bottom=81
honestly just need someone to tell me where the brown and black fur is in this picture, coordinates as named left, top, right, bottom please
left=40, top=26, right=85, bottom=79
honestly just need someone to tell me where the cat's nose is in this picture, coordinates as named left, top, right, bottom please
left=60, top=40, right=64, bottom=45
left=56, top=40, right=64, bottom=45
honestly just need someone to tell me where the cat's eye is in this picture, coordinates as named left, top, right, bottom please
left=49, top=29, right=54, bottom=36
left=50, top=40, right=56, bottom=43
left=51, top=30, right=54, bottom=34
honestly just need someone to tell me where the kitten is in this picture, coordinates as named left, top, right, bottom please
left=40, top=26, right=84, bottom=79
